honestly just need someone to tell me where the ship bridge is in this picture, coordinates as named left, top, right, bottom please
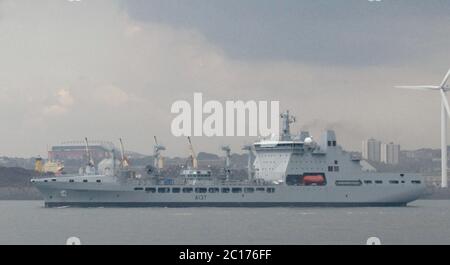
left=253, top=111, right=342, bottom=182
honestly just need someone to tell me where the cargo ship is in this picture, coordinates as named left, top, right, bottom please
left=31, top=111, right=426, bottom=207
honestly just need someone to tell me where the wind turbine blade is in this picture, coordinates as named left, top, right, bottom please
left=395, top=85, right=440, bottom=91
left=441, top=69, right=450, bottom=87
left=440, top=90, right=450, bottom=117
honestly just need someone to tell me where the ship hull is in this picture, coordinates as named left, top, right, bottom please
left=33, top=177, right=426, bottom=208
left=44, top=201, right=408, bottom=208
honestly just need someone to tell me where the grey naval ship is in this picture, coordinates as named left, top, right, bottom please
left=31, top=111, right=426, bottom=207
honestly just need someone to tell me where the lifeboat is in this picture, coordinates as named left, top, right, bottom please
left=303, top=175, right=325, bottom=185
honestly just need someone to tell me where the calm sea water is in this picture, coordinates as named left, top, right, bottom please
left=1, top=200, right=449, bottom=245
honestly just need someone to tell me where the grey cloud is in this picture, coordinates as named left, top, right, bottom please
left=0, top=0, right=448, bottom=157
left=123, top=0, right=450, bottom=66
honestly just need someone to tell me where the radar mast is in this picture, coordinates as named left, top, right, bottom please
left=280, top=110, right=296, bottom=141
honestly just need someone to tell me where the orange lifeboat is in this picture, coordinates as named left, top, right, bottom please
left=303, top=175, right=325, bottom=185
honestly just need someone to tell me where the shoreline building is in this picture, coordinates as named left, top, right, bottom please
left=362, top=138, right=400, bottom=165
left=381, top=142, right=400, bottom=165
left=362, top=138, right=381, bottom=162
left=48, top=141, right=114, bottom=163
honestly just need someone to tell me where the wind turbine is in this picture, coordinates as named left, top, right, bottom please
left=396, top=68, right=450, bottom=188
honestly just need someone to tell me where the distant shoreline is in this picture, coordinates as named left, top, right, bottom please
left=421, top=187, right=450, bottom=200
left=0, top=187, right=42, bottom=200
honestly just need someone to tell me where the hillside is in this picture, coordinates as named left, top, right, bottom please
left=0, top=167, right=40, bottom=187
left=0, top=167, right=44, bottom=200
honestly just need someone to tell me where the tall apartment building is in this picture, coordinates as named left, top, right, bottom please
left=362, top=138, right=381, bottom=162
left=381, top=142, right=400, bottom=165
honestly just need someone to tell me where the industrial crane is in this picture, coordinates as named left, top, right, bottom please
left=84, top=137, right=95, bottom=174
left=187, top=136, right=198, bottom=169
left=221, top=145, right=231, bottom=181
left=119, top=138, right=130, bottom=168
left=153, top=136, right=166, bottom=170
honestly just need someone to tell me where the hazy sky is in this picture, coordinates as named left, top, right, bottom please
left=0, top=0, right=449, bottom=157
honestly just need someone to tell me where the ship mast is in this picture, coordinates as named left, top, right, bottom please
left=280, top=110, right=296, bottom=141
